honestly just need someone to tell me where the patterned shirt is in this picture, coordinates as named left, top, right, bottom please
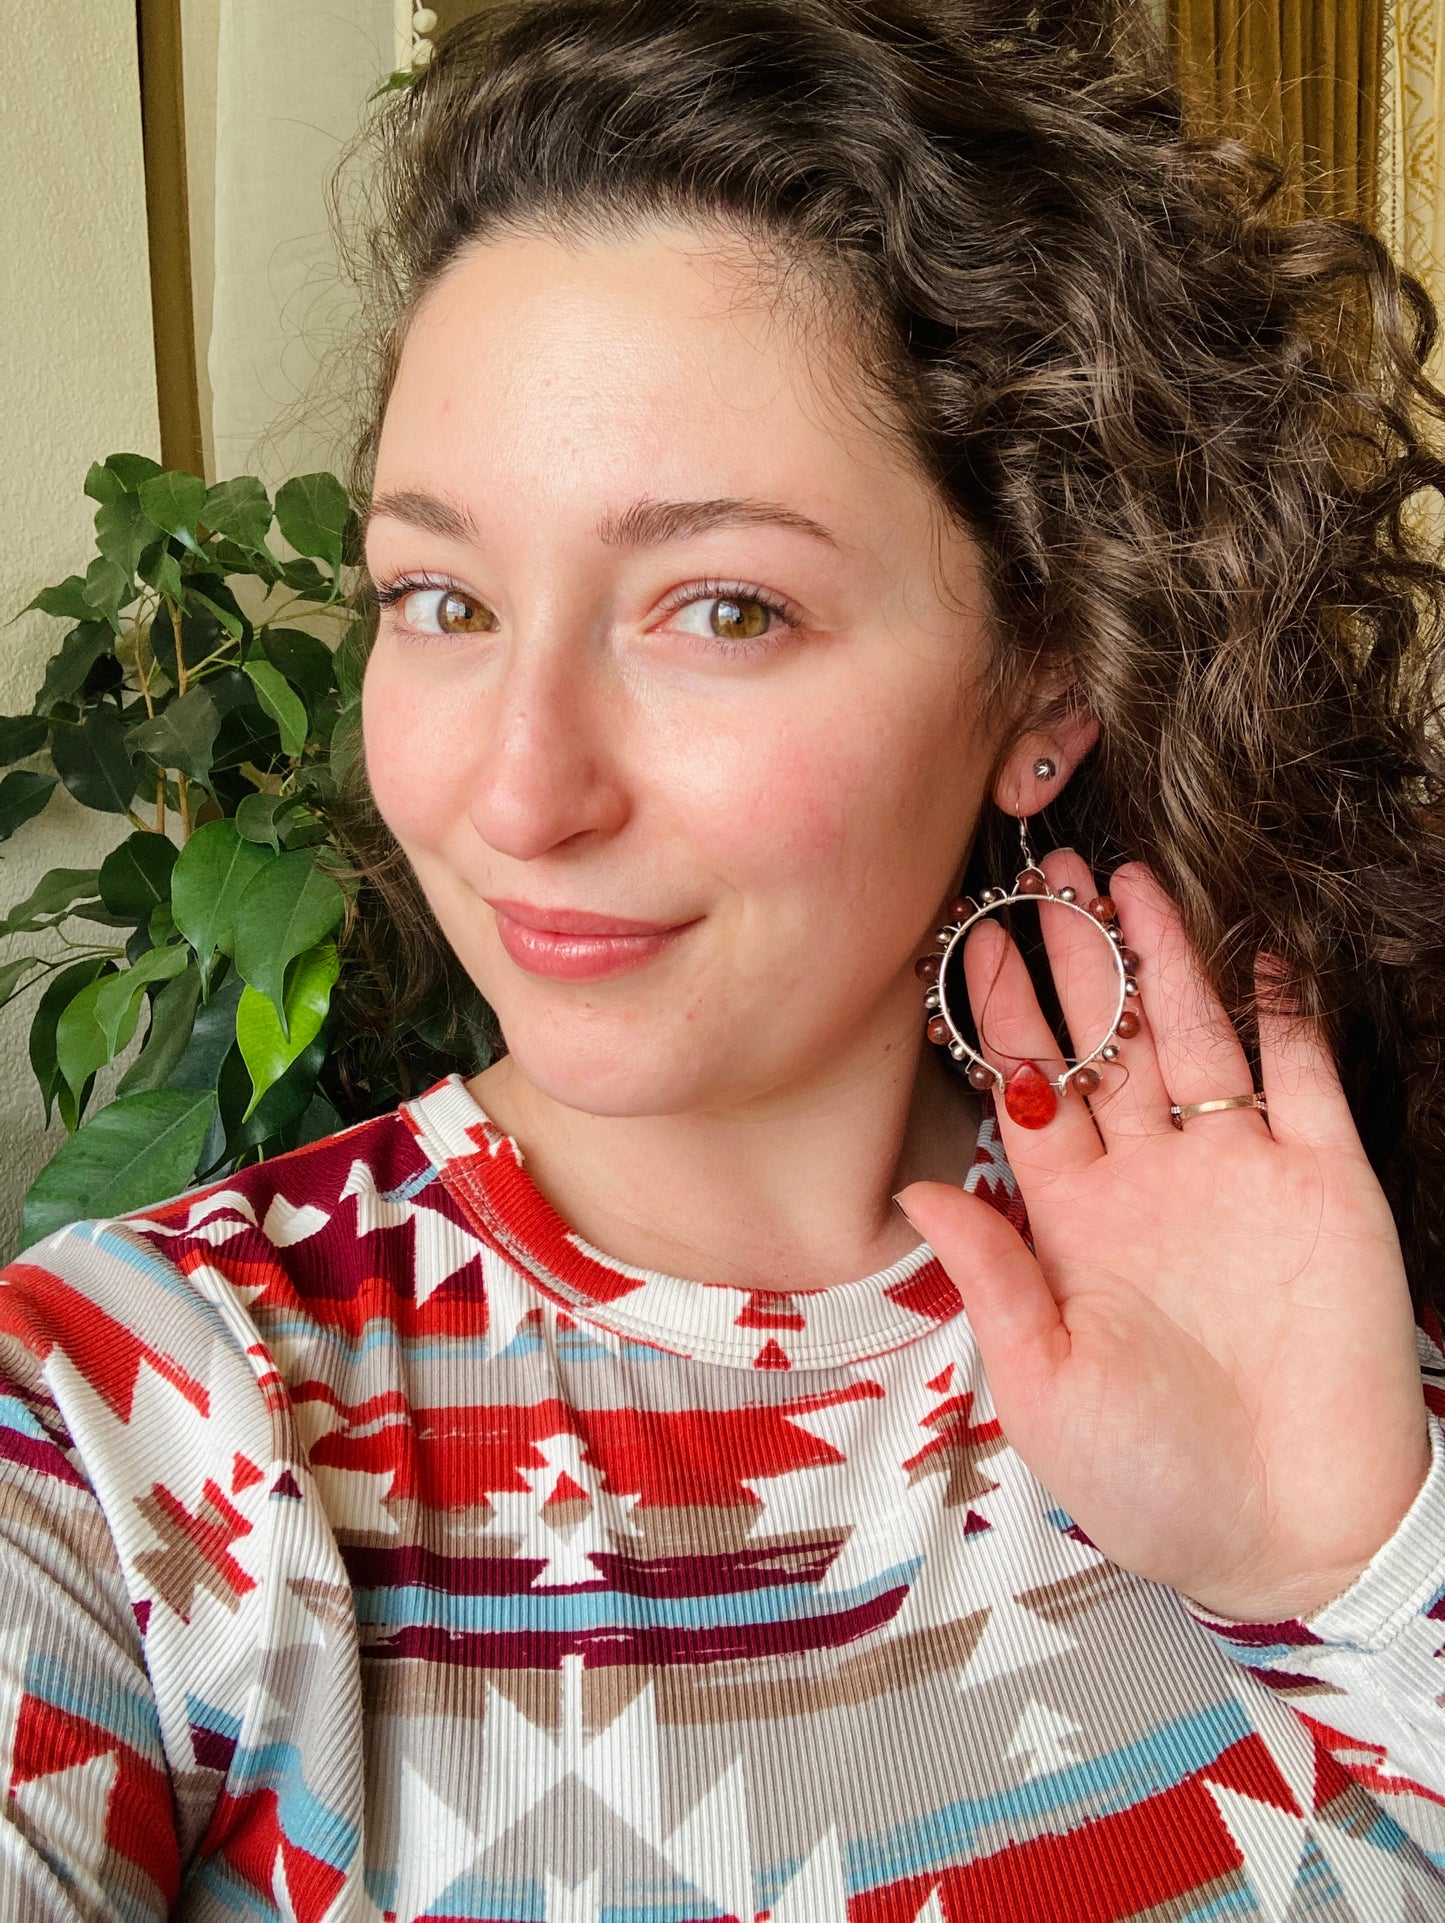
left=0, top=1072, right=1443, bottom=1922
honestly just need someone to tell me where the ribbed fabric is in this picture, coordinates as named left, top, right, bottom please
left=0, top=1071, right=1441, bottom=1921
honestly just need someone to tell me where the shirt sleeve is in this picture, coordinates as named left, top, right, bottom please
left=1181, top=1318, right=1445, bottom=1862
left=0, top=1354, right=179, bottom=1919
left=0, top=1221, right=367, bottom=1920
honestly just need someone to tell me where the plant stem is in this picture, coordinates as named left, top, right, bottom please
left=169, top=599, right=189, bottom=697
left=155, top=769, right=166, bottom=837
left=177, top=773, right=192, bottom=839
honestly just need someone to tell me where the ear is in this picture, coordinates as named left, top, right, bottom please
left=991, top=705, right=1100, bottom=819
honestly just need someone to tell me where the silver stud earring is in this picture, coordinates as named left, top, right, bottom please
left=1033, top=756, right=1057, bottom=781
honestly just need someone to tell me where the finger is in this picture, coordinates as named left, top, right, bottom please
left=960, top=918, right=1103, bottom=1167
left=1255, top=957, right=1357, bottom=1150
left=1109, top=863, right=1267, bottom=1135
left=894, top=1181, right=1069, bottom=1408
left=1035, top=848, right=1172, bottom=1141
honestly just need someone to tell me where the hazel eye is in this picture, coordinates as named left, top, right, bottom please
left=401, top=586, right=497, bottom=635
left=672, top=594, right=777, bottom=642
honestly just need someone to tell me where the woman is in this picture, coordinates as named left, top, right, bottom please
left=2, top=0, right=1443, bottom=1914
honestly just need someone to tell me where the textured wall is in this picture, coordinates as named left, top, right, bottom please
left=0, top=0, right=160, bottom=1257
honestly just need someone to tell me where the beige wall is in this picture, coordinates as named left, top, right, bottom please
left=0, top=0, right=160, bottom=1256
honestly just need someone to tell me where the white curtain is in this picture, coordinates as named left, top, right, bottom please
left=183, top=0, right=400, bottom=488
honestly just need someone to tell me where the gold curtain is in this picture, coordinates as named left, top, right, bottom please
left=1170, top=0, right=1386, bottom=224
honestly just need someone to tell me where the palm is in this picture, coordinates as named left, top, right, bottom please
left=899, top=856, right=1430, bottom=1623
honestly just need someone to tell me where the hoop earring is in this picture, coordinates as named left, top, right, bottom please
left=916, top=816, right=1141, bottom=1128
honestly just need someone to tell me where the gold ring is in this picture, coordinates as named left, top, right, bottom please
left=1169, top=1093, right=1267, bottom=1129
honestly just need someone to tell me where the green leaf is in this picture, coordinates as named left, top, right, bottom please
left=243, top=659, right=308, bottom=756
left=235, top=791, right=293, bottom=850
left=115, top=963, right=202, bottom=1096
left=232, top=852, right=345, bottom=1026
left=81, top=554, right=133, bottom=630
left=126, top=684, right=221, bottom=785
left=211, top=705, right=282, bottom=776
left=230, top=1034, right=325, bottom=1153
left=291, top=1088, right=342, bottom=1150
left=56, top=945, right=189, bottom=1097
left=30, top=958, right=115, bottom=1129
left=54, top=980, right=133, bottom=1099
left=164, top=964, right=243, bottom=1091
left=138, top=544, right=183, bottom=603
left=92, top=453, right=163, bottom=495
left=0, top=715, right=48, bottom=765
left=94, top=493, right=161, bottom=577
left=51, top=708, right=140, bottom=815
left=24, top=576, right=91, bottom=622
left=84, top=461, right=128, bottom=505
left=169, top=820, right=273, bottom=983
left=99, top=831, right=178, bottom=920
left=188, top=586, right=246, bottom=643
left=371, top=67, right=421, bottom=98
left=22, top=1088, right=218, bottom=1245
left=0, top=868, right=103, bottom=936
left=236, top=938, right=338, bottom=1114
left=256, top=628, right=335, bottom=705
left=34, top=621, right=115, bottom=711
left=277, top=557, right=332, bottom=598
left=0, top=954, right=48, bottom=1010
left=209, top=537, right=282, bottom=586
left=202, top=476, right=272, bottom=551
left=0, top=770, right=56, bottom=840
left=274, top=473, right=349, bottom=572
left=137, top=471, right=206, bottom=552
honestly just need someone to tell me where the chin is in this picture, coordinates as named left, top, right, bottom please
left=492, top=1013, right=723, bottom=1120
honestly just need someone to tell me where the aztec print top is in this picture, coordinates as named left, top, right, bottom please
left=0, top=1073, right=1443, bottom=1923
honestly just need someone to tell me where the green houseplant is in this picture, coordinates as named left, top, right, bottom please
left=1, top=453, right=488, bottom=1250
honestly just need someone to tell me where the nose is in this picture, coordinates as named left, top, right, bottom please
left=465, top=626, right=631, bottom=862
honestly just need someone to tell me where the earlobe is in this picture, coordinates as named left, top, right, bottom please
left=993, top=708, right=1099, bottom=818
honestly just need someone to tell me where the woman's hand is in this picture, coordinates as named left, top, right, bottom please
left=896, top=853, right=1433, bottom=1624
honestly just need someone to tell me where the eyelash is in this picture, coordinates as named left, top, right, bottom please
left=374, top=572, right=802, bottom=655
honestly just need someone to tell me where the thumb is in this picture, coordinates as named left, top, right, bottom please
left=895, top=1181, right=1068, bottom=1402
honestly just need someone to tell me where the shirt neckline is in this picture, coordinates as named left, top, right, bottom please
left=401, top=1073, right=1027, bottom=1372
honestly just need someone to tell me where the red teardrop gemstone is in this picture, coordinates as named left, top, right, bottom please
left=1003, top=1060, right=1058, bottom=1128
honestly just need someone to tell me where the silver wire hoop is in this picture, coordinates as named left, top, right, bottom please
left=918, top=823, right=1139, bottom=1119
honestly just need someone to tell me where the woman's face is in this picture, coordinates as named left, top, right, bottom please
left=363, top=222, right=1023, bottom=1117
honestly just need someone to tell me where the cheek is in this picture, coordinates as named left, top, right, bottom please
left=360, top=645, right=470, bottom=850
left=657, top=681, right=978, bottom=907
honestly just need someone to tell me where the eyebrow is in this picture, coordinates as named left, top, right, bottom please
left=364, top=488, right=839, bottom=552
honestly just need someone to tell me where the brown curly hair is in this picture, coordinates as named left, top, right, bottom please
left=331, top=0, right=1445, bottom=1320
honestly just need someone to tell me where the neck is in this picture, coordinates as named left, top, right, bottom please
left=466, top=1028, right=980, bottom=1293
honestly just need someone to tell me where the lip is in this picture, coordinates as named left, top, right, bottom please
left=486, top=897, right=698, bottom=981
left=484, top=898, right=686, bottom=936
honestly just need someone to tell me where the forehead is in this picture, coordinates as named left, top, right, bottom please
left=377, top=222, right=910, bottom=496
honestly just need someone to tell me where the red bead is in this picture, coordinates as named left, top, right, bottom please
left=1116, top=1008, right=1142, bottom=1038
left=1016, top=870, right=1046, bottom=896
left=1003, top=1060, right=1058, bottom=1128
left=915, top=954, right=941, bottom=982
left=927, top=1015, right=950, bottom=1044
left=966, top=1060, right=996, bottom=1089
left=1073, top=1065, right=1101, bottom=1094
left=1088, top=895, right=1116, bottom=923
left=946, top=896, right=974, bottom=922
left=1119, top=948, right=1140, bottom=973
